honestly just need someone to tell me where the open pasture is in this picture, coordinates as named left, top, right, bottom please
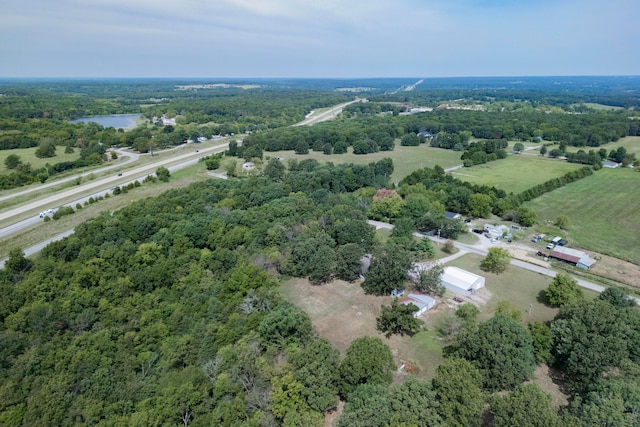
left=264, top=144, right=464, bottom=184
left=0, top=146, right=81, bottom=173
left=450, top=155, right=582, bottom=194
left=525, top=167, right=640, bottom=265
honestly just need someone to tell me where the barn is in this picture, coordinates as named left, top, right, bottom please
left=549, top=246, right=597, bottom=270
left=442, top=266, right=486, bottom=296
left=400, top=293, right=437, bottom=317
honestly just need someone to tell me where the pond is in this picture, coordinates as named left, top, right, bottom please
left=70, top=114, right=141, bottom=129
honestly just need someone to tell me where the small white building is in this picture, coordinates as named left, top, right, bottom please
left=400, top=293, right=437, bottom=317
left=442, top=266, right=485, bottom=296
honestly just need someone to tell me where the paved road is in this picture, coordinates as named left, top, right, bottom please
left=0, top=143, right=229, bottom=223
left=293, top=100, right=360, bottom=126
left=0, top=142, right=230, bottom=239
left=367, top=219, right=638, bottom=304
left=0, top=149, right=139, bottom=204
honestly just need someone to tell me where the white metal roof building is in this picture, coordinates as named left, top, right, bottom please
left=400, top=293, right=437, bottom=317
left=442, top=266, right=486, bottom=296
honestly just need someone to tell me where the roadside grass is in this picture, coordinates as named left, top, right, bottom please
left=450, top=155, right=583, bottom=194
left=525, top=167, right=640, bottom=265
left=0, top=146, right=81, bottom=174
left=264, top=145, right=463, bottom=184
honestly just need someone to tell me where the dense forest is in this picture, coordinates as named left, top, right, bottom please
left=2, top=160, right=640, bottom=426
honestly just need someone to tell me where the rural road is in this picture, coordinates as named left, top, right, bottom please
left=367, top=220, right=639, bottom=304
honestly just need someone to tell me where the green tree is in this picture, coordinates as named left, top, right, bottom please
left=433, top=358, right=484, bottom=427
left=540, top=145, right=547, bottom=156
left=495, top=300, right=522, bottom=322
left=288, top=338, right=340, bottom=412
left=555, top=214, right=571, bottom=230
left=467, top=193, right=493, bottom=218
left=480, top=247, right=510, bottom=274
left=414, top=237, right=435, bottom=258
left=35, top=139, right=56, bottom=158
left=456, top=303, right=480, bottom=323
left=490, top=383, right=561, bottom=427
left=258, top=302, right=313, bottom=349
left=336, top=384, right=392, bottom=427
left=452, top=315, right=536, bottom=391
left=263, top=157, right=285, bottom=181
left=4, top=248, right=32, bottom=275
left=4, top=153, right=21, bottom=169
left=155, top=166, right=170, bottom=182
left=528, top=321, right=553, bottom=364
left=376, top=299, right=422, bottom=338
left=362, top=245, right=412, bottom=295
left=335, top=243, right=365, bottom=282
left=415, top=263, right=445, bottom=296
left=551, top=300, right=630, bottom=392
left=513, top=142, right=525, bottom=153
left=545, top=273, right=584, bottom=307
left=599, top=287, right=635, bottom=308
left=338, top=337, right=395, bottom=397
left=269, top=373, right=313, bottom=421
left=572, top=377, right=640, bottom=427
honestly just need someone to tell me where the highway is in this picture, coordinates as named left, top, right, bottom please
left=0, top=141, right=230, bottom=239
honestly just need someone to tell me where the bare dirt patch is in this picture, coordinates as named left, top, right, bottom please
left=590, top=253, right=640, bottom=289
left=528, top=364, right=570, bottom=409
left=281, top=278, right=391, bottom=354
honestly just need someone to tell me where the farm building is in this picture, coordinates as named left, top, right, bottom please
left=442, top=266, right=486, bottom=296
left=602, top=160, right=620, bottom=168
left=400, top=293, right=436, bottom=317
left=549, top=246, right=597, bottom=269
left=445, top=211, right=462, bottom=219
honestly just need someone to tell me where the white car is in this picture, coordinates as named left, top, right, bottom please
left=546, top=243, right=555, bottom=250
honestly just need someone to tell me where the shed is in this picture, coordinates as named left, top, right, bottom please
left=400, top=293, right=436, bottom=317
left=549, top=246, right=597, bottom=270
left=441, top=266, right=485, bottom=296
left=445, top=211, right=461, bottom=219
left=602, top=160, right=620, bottom=168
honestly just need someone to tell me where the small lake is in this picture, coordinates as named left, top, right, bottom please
left=70, top=114, right=141, bottom=129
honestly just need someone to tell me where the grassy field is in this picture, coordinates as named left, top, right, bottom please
left=264, top=144, right=463, bottom=183
left=0, top=146, right=81, bottom=174
left=525, top=167, right=640, bottom=265
left=280, top=252, right=599, bottom=381
left=450, top=155, right=583, bottom=194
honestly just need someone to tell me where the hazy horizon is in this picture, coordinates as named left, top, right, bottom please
left=2, top=0, right=638, bottom=79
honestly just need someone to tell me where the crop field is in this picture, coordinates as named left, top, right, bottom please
left=264, top=144, right=464, bottom=183
left=449, top=155, right=582, bottom=194
left=525, top=167, right=640, bottom=265
left=0, top=146, right=81, bottom=174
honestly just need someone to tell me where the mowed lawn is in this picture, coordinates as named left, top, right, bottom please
left=264, top=144, right=463, bottom=183
left=0, top=146, right=81, bottom=174
left=525, top=168, right=640, bottom=265
left=450, top=155, right=583, bottom=194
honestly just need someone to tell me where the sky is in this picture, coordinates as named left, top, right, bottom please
left=1, top=0, right=638, bottom=78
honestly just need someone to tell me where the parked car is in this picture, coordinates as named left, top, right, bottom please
left=558, top=239, right=568, bottom=246
left=536, top=251, right=547, bottom=257
left=546, top=243, right=555, bottom=250
left=531, top=236, right=540, bottom=243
